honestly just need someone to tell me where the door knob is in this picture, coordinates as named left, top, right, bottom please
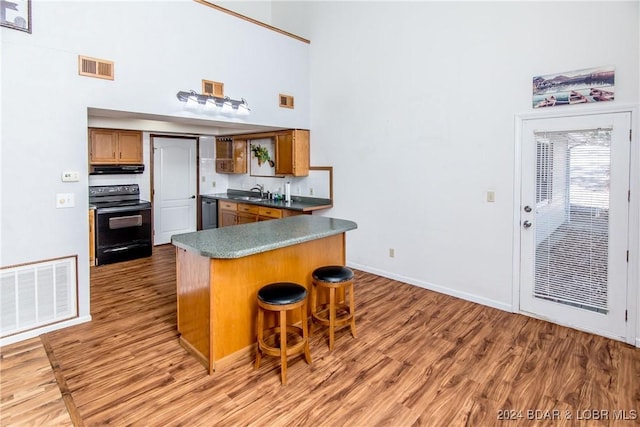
left=523, top=220, right=532, bottom=228
left=524, top=205, right=532, bottom=213
left=191, top=195, right=196, bottom=199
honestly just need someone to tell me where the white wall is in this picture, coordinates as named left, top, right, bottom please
left=277, top=1, right=639, bottom=315
left=1, top=0, right=310, bottom=343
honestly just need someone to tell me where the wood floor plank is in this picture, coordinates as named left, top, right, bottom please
left=1, top=244, right=638, bottom=426
left=0, top=338, right=73, bottom=427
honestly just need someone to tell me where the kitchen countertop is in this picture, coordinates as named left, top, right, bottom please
left=201, top=190, right=332, bottom=212
left=171, top=215, right=357, bottom=259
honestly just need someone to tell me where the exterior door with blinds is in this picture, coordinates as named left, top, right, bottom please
left=520, top=112, right=631, bottom=341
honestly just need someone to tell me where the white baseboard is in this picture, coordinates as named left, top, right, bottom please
left=0, top=315, right=92, bottom=347
left=347, top=262, right=513, bottom=313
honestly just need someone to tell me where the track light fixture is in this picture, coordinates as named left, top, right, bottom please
left=176, top=90, right=251, bottom=116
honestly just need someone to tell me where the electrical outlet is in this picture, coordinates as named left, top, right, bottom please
left=389, top=248, right=395, bottom=258
left=212, top=180, right=216, bottom=188
left=487, top=191, right=496, bottom=202
left=309, top=187, right=314, bottom=196
left=202, top=176, right=206, bottom=183
left=56, top=193, right=75, bottom=208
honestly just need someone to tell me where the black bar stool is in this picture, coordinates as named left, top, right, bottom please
left=310, top=266, right=357, bottom=350
left=254, top=282, right=312, bottom=385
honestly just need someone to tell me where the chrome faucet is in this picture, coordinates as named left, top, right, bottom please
left=250, top=184, right=264, bottom=198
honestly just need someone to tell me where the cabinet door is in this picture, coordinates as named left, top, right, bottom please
left=89, top=129, right=118, bottom=164
left=237, top=211, right=257, bottom=224
left=232, top=140, right=247, bottom=174
left=215, top=139, right=247, bottom=174
left=219, top=210, right=237, bottom=227
left=237, top=203, right=257, bottom=223
left=117, top=131, right=143, bottom=163
left=275, top=130, right=309, bottom=176
left=215, top=159, right=229, bottom=173
left=275, top=132, right=294, bottom=175
left=291, top=130, right=309, bottom=176
left=216, top=139, right=233, bottom=159
left=218, top=201, right=237, bottom=227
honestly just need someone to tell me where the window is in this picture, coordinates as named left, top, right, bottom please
left=536, top=140, right=553, bottom=205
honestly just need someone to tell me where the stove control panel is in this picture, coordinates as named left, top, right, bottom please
left=89, top=185, right=140, bottom=196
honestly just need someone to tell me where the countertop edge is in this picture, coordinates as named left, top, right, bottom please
left=300, top=203, right=333, bottom=212
left=201, top=193, right=332, bottom=212
left=172, top=217, right=357, bottom=259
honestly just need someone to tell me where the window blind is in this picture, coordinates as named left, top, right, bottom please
left=533, top=128, right=611, bottom=313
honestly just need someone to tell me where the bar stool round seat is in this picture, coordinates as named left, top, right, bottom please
left=310, top=265, right=357, bottom=351
left=254, top=282, right=311, bottom=385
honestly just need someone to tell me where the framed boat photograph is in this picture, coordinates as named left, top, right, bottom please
left=532, top=66, right=614, bottom=109
left=0, top=0, right=31, bottom=33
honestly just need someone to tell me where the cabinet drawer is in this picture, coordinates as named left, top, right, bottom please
left=238, top=204, right=259, bottom=214
left=258, top=207, right=282, bottom=219
left=237, top=211, right=257, bottom=224
left=219, top=201, right=237, bottom=211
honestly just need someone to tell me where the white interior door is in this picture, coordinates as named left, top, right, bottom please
left=153, top=137, right=197, bottom=245
left=520, top=112, right=631, bottom=341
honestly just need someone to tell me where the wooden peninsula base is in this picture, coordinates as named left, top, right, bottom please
left=172, top=216, right=357, bottom=374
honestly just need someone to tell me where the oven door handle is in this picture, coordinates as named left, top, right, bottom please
left=105, top=246, right=131, bottom=253
left=109, top=215, right=143, bottom=229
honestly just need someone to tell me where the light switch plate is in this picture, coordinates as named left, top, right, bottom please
left=62, top=171, right=80, bottom=182
left=486, top=191, right=496, bottom=203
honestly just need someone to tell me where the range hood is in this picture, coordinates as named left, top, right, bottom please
left=90, top=164, right=145, bottom=175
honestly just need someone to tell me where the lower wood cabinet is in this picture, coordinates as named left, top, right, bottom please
left=236, top=203, right=256, bottom=225
left=258, top=206, right=283, bottom=221
left=218, top=201, right=306, bottom=227
left=218, top=201, right=238, bottom=227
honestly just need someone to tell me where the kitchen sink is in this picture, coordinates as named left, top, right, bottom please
left=230, top=196, right=264, bottom=202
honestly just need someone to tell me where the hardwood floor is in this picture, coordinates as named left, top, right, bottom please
left=1, top=244, right=639, bottom=426
left=0, top=338, right=72, bottom=426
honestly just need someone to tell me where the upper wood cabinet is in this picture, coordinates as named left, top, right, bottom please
left=275, top=129, right=309, bottom=176
left=89, top=128, right=143, bottom=165
left=215, top=137, right=247, bottom=174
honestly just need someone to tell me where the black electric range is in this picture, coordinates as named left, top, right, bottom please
left=89, top=185, right=152, bottom=265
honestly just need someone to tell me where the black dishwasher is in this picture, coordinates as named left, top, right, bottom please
left=201, top=196, right=218, bottom=229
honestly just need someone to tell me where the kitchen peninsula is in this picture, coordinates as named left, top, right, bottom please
left=171, top=215, right=357, bottom=373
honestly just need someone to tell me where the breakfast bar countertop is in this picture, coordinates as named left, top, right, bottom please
left=171, top=215, right=357, bottom=259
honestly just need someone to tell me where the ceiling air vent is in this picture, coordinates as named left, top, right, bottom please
left=279, top=94, right=294, bottom=109
left=202, top=80, right=224, bottom=97
left=78, top=55, right=114, bottom=80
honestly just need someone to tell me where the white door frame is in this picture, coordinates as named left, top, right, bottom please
left=151, top=135, right=199, bottom=245
left=513, top=104, right=639, bottom=346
